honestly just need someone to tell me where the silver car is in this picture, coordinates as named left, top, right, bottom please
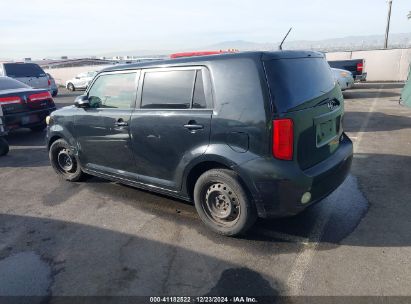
left=65, top=71, right=97, bottom=91
left=0, top=62, right=50, bottom=91
left=332, top=68, right=354, bottom=91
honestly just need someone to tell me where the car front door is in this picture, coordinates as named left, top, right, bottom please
left=129, top=67, right=213, bottom=191
left=75, top=70, right=139, bottom=177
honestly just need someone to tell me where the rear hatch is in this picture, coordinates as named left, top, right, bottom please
left=4, top=63, right=50, bottom=90
left=264, top=53, right=345, bottom=170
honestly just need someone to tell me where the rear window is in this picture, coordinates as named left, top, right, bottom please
left=4, top=63, right=46, bottom=78
left=0, top=77, right=30, bottom=90
left=264, top=58, right=334, bottom=112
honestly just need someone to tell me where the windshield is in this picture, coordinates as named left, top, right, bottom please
left=0, top=77, right=30, bottom=90
left=264, top=58, right=335, bottom=112
left=4, top=63, right=46, bottom=78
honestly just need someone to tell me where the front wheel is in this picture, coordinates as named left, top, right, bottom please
left=49, top=139, right=85, bottom=181
left=67, top=83, right=75, bottom=91
left=0, top=137, right=9, bottom=156
left=193, top=169, right=257, bottom=236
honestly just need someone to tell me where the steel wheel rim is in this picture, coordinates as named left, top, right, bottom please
left=57, top=149, right=75, bottom=173
left=202, top=182, right=240, bottom=227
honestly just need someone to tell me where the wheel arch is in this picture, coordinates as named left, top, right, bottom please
left=183, top=156, right=254, bottom=203
left=47, top=135, right=63, bottom=150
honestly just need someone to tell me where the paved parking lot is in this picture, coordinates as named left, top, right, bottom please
left=0, top=84, right=410, bottom=299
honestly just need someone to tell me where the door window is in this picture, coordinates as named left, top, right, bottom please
left=88, top=72, right=137, bottom=109
left=141, top=70, right=196, bottom=109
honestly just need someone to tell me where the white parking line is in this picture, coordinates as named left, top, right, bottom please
left=353, top=85, right=384, bottom=151
left=285, top=84, right=384, bottom=295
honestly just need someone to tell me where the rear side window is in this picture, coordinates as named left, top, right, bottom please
left=193, top=70, right=207, bottom=109
left=264, top=58, right=334, bottom=112
left=141, top=70, right=196, bottom=109
left=0, top=77, right=30, bottom=90
left=88, top=72, right=137, bottom=109
left=4, top=63, right=46, bottom=78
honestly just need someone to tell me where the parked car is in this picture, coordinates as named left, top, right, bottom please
left=332, top=68, right=354, bottom=91
left=328, top=59, right=366, bottom=82
left=47, top=73, right=58, bottom=97
left=0, top=105, right=9, bottom=156
left=0, top=62, right=51, bottom=91
left=0, top=76, right=56, bottom=132
left=65, top=71, right=97, bottom=91
left=46, top=51, right=353, bottom=236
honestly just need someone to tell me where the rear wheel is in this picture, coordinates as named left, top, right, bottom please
left=0, top=137, right=9, bottom=156
left=67, top=83, right=75, bottom=91
left=193, top=169, right=257, bottom=236
left=49, top=139, right=84, bottom=181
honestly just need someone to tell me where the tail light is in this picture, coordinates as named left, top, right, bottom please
left=28, top=92, right=52, bottom=102
left=48, top=79, right=51, bottom=86
left=0, top=96, right=21, bottom=105
left=273, top=119, right=294, bottom=160
left=357, top=62, right=363, bottom=73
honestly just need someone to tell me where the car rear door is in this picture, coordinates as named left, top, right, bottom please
left=75, top=71, right=139, bottom=175
left=129, top=67, right=213, bottom=191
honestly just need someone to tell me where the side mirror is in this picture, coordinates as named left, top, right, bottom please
left=74, top=95, right=90, bottom=108
left=75, top=76, right=80, bottom=79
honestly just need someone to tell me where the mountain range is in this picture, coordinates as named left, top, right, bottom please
left=98, top=32, right=411, bottom=57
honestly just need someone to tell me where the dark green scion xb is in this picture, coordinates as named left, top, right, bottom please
left=46, top=51, right=353, bottom=236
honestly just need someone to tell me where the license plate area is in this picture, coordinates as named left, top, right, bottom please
left=316, top=119, right=338, bottom=148
left=22, top=114, right=39, bottom=125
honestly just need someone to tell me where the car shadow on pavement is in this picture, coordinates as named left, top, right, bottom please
left=0, top=213, right=283, bottom=299
left=250, top=153, right=411, bottom=250
left=5, top=129, right=46, bottom=147
left=344, top=111, right=411, bottom=132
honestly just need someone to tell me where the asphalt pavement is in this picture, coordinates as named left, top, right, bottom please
left=0, top=84, right=410, bottom=300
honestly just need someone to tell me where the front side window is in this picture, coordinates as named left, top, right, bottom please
left=87, top=72, right=137, bottom=109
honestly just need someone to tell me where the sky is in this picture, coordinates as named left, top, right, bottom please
left=0, top=0, right=410, bottom=59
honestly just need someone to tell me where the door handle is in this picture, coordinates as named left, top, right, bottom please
left=114, top=119, right=128, bottom=127
left=184, top=120, right=204, bottom=131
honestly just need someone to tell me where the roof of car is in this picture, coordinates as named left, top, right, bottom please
left=100, top=50, right=325, bottom=73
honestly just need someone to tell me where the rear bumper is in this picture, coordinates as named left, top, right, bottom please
left=3, top=107, right=56, bottom=131
left=339, top=77, right=354, bottom=90
left=236, top=135, right=353, bottom=218
left=355, top=73, right=367, bottom=82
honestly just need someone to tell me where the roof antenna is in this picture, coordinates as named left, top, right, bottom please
left=279, top=27, right=293, bottom=50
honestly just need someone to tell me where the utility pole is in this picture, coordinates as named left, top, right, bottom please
left=384, top=0, right=393, bottom=49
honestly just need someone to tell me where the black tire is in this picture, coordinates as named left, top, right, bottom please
left=67, top=83, right=75, bottom=91
left=193, top=169, right=257, bottom=236
left=52, top=90, right=58, bottom=97
left=0, top=137, right=9, bottom=156
left=30, top=123, right=46, bottom=132
left=49, top=139, right=85, bottom=181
